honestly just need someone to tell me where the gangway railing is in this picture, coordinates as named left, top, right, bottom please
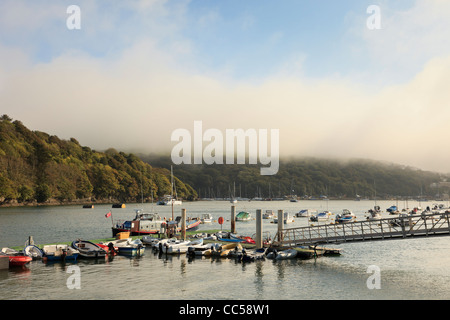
left=272, top=212, right=450, bottom=248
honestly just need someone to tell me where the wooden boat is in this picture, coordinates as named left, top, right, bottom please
left=107, top=238, right=145, bottom=256
left=72, top=239, right=107, bottom=259
left=24, top=245, right=44, bottom=260
left=42, top=244, right=79, bottom=261
left=275, top=248, right=298, bottom=260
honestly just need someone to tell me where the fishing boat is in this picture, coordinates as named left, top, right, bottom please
left=72, top=239, right=108, bottom=259
left=201, top=213, right=213, bottom=223
left=236, top=211, right=252, bottom=222
left=112, top=210, right=167, bottom=237
left=309, top=211, right=331, bottom=222
left=42, top=244, right=79, bottom=261
left=107, top=238, right=145, bottom=257
left=24, top=245, right=44, bottom=260
left=275, top=249, right=298, bottom=260
left=335, top=209, right=356, bottom=223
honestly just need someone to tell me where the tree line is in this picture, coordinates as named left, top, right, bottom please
left=0, top=115, right=197, bottom=205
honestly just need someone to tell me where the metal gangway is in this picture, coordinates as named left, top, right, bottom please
left=272, top=211, right=450, bottom=248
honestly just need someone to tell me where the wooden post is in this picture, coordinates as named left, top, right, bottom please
left=231, top=205, right=236, bottom=233
left=181, top=208, right=186, bottom=241
left=256, top=209, right=263, bottom=249
left=277, top=210, right=284, bottom=242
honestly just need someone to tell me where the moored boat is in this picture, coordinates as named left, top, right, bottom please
left=275, top=248, right=298, bottom=260
left=309, top=211, right=331, bottom=222
left=24, top=245, right=44, bottom=260
left=107, top=238, right=145, bottom=256
left=42, top=244, right=79, bottom=262
left=72, top=239, right=107, bottom=259
left=201, top=213, right=213, bottom=223
left=295, top=209, right=317, bottom=218
left=112, top=210, right=167, bottom=237
left=273, top=212, right=295, bottom=224
left=236, top=211, right=252, bottom=222
left=335, top=209, right=355, bottom=223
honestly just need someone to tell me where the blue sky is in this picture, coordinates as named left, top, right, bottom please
left=1, top=0, right=450, bottom=172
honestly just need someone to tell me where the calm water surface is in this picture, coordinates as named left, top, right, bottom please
left=1, top=200, right=450, bottom=300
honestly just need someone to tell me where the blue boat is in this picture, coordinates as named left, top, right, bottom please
left=335, top=209, right=355, bottom=223
left=42, top=244, right=79, bottom=261
left=387, top=205, right=398, bottom=213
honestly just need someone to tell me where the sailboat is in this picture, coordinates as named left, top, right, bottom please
left=158, top=166, right=182, bottom=206
left=230, top=182, right=237, bottom=203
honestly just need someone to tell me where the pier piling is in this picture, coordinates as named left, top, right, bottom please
left=256, top=209, right=263, bottom=249
left=181, top=208, right=186, bottom=241
left=231, top=206, right=236, bottom=233
left=277, top=210, right=284, bottom=242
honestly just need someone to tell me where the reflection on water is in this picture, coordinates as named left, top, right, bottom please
left=1, top=200, right=450, bottom=299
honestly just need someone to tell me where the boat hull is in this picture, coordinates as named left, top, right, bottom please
left=9, top=255, right=32, bottom=267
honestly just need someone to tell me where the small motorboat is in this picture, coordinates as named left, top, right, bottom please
left=335, top=209, right=355, bottom=224
left=273, top=212, right=295, bottom=224
left=309, top=211, right=331, bottom=222
left=42, top=244, right=79, bottom=262
left=24, top=245, right=44, bottom=260
left=8, top=255, right=32, bottom=267
left=236, top=211, right=252, bottom=222
left=201, top=213, right=213, bottom=223
left=1, top=248, right=33, bottom=267
left=107, top=238, right=145, bottom=257
left=295, top=209, right=317, bottom=218
left=72, top=239, right=107, bottom=259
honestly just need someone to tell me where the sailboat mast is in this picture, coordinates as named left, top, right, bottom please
left=171, top=165, right=174, bottom=221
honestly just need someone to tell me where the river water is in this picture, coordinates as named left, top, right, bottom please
left=1, top=199, right=450, bottom=300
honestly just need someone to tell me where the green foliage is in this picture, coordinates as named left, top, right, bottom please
left=0, top=116, right=197, bottom=204
left=140, top=154, right=447, bottom=200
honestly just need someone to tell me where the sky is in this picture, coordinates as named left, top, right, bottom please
left=1, top=0, right=450, bottom=173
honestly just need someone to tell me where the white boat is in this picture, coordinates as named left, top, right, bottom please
left=273, top=212, right=294, bottom=224
left=335, top=209, right=356, bottom=223
left=107, top=238, right=145, bottom=256
left=366, top=207, right=382, bottom=220
left=163, top=238, right=204, bottom=254
left=263, top=210, right=275, bottom=219
left=275, top=249, right=298, bottom=260
left=295, top=209, right=317, bottom=218
left=201, top=213, right=213, bottom=223
left=24, top=245, right=44, bottom=260
left=310, top=211, right=331, bottom=222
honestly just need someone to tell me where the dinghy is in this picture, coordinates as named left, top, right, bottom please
left=107, top=238, right=145, bottom=256
left=24, top=245, right=44, bottom=260
left=72, top=239, right=107, bottom=259
left=42, top=244, right=79, bottom=261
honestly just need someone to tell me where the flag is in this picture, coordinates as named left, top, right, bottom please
left=105, top=211, right=111, bottom=218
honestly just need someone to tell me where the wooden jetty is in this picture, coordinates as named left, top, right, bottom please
left=272, top=211, right=450, bottom=248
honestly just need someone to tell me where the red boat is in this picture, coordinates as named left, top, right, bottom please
left=9, top=255, right=32, bottom=267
